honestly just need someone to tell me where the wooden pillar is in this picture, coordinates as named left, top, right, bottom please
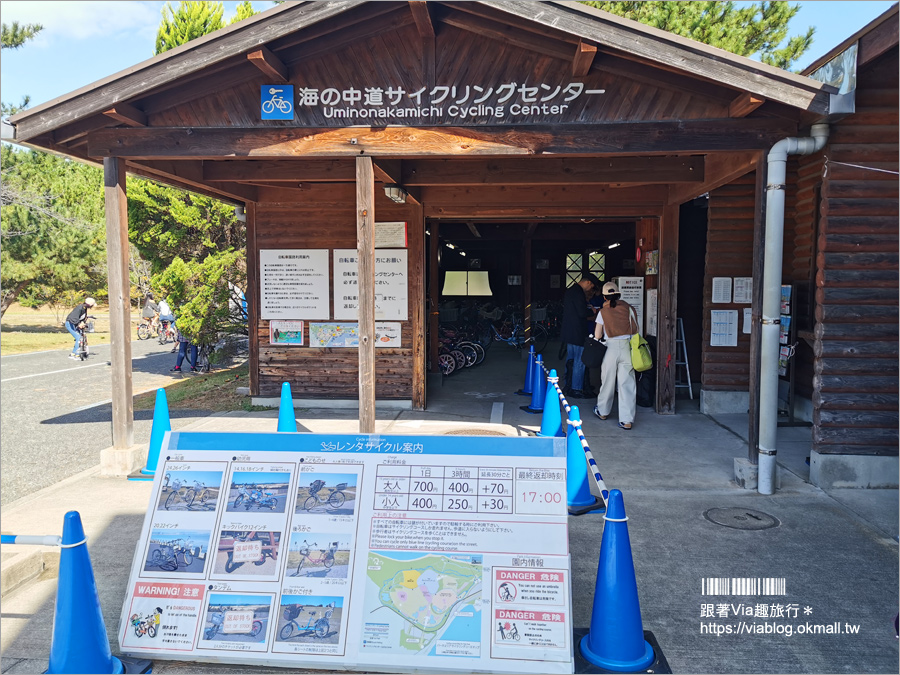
left=748, top=159, right=767, bottom=462
left=357, top=157, right=376, bottom=433
left=410, top=205, right=426, bottom=410
left=523, top=237, right=532, bottom=338
left=428, top=220, right=440, bottom=373
left=103, top=158, right=134, bottom=448
left=246, top=202, right=259, bottom=396
left=656, top=206, right=679, bottom=414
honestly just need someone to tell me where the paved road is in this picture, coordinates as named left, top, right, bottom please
left=0, top=337, right=213, bottom=505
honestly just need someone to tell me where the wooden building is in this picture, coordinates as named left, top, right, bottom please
left=6, top=1, right=896, bottom=487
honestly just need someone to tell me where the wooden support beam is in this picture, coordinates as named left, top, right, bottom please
left=87, top=119, right=796, bottom=159
left=246, top=202, right=259, bottom=397
left=466, top=222, right=482, bottom=238
left=667, top=151, right=759, bottom=205
left=129, top=159, right=259, bottom=203
left=247, top=46, right=289, bottom=83
left=409, top=205, right=426, bottom=410
left=409, top=1, right=435, bottom=38
left=357, top=156, right=376, bottom=433
left=656, top=207, right=678, bottom=414
left=103, top=158, right=134, bottom=448
left=525, top=221, right=539, bottom=237
left=52, top=116, right=113, bottom=145
left=729, top=92, right=766, bottom=118
left=409, top=1, right=435, bottom=93
left=428, top=221, right=440, bottom=374
left=103, top=102, right=147, bottom=127
left=403, top=156, right=705, bottom=186
left=203, top=159, right=355, bottom=182
left=373, top=159, right=402, bottom=184
left=572, top=39, right=598, bottom=77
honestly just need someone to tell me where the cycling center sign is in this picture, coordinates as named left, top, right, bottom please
left=118, top=431, right=574, bottom=673
left=259, top=79, right=609, bottom=125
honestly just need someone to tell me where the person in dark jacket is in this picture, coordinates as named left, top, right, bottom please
left=65, top=297, right=96, bottom=359
left=560, top=273, right=600, bottom=398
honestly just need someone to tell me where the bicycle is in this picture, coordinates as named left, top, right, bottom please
left=205, top=610, right=262, bottom=640
left=131, top=610, right=160, bottom=638
left=301, top=480, right=346, bottom=511
left=497, top=622, right=520, bottom=641
left=137, top=315, right=160, bottom=340
left=165, top=480, right=210, bottom=510
left=498, top=582, right=514, bottom=602
left=280, top=603, right=332, bottom=640
left=491, top=313, right=549, bottom=354
left=262, top=87, right=293, bottom=115
left=195, top=343, right=212, bottom=373
left=150, top=538, right=193, bottom=571
left=290, top=540, right=337, bottom=577
left=158, top=319, right=178, bottom=345
left=73, top=316, right=96, bottom=361
left=234, top=485, right=278, bottom=511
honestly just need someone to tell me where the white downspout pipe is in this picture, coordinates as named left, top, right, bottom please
left=758, top=123, right=829, bottom=495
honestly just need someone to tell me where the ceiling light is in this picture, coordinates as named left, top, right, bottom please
left=608, top=242, right=620, bottom=249
left=383, top=184, right=408, bottom=204
left=446, top=243, right=456, bottom=249
left=459, top=251, right=466, bottom=256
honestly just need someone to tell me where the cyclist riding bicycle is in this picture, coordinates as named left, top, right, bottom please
left=141, top=293, right=160, bottom=332
left=65, top=297, right=96, bottom=360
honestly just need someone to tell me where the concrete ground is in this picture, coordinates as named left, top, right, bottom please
left=1, top=344, right=897, bottom=674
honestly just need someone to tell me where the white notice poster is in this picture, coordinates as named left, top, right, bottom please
left=710, top=310, right=739, bottom=347
left=645, top=289, right=658, bottom=337
left=733, top=277, right=753, bottom=304
left=711, top=277, right=733, bottom=304
left=375, top=222, right=408, bottom=248
left=333, top=250, right=408, bottom=321
left=743, top=308, right=752, bottom=334
left=260, top=249, right=329, bottom=320
left=615, top=277, right=644, bottom=334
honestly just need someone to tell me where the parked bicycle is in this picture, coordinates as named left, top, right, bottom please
left=301, top=480, right=346, bottom=511
left=234, top=484, right=278, bottom=511
left=150, top=538, right=193, bottom=571
left=491, top=312, right=549, bottom=353
left=205, top=610, right=262, bottom=640
left=280, top=603, right=333, bottom=640
left=165, top=480, right=210, bottom=510
left=290, top=540, right=337, bottom=577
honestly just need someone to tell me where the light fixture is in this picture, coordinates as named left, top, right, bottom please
left=459, top=251, right=466, bottom=256
left=608, top=242, right=621, bottom=249
left=383, top=184, right=408, bottom=204
left=441, top=271, right=493, bottom=296
left=234, top=206, right=247, bottom=222
left=446, top=243, right=456, bottom=249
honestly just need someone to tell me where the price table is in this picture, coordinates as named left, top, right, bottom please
left=374, top=465, right=514, bottom=514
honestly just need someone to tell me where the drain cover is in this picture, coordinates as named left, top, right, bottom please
left=443, top=429, right=509, bottom=436
left=704, top=508, right=780, bottom=530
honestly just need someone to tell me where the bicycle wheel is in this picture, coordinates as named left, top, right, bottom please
left=249, top=620, right=262, bottom=638
left=148, top=624, right=157, bottom=638
left=165, top=491, right=180, bottom=510
left=471, top=342, right=486, bottom=365
left=234, top=495, right=245, bottom=509
left=151, top=549, right=163, bottom=566
left=324, top=554, right=335, bottom=569
left=197, top=490, right=209, bottom=506
left=135, top=625, right=143, bottom=638
left=314, top=618, right=329, bottom=638
left=450, top=349, right=466, bottom=371
left=160, top=556, right=178, bottom=572
left=158, top=329, right=167, bottom=345
left=265, top=497, right=277, bottom=511
left=457, top=343, right=478, bottom=367
left=530, top=323, right=550, bottom=354
left=328, top=490, right=345, bottom=508
left=303, top=496, right=318, bottom=511
left=182, top=550, right=193, bottom=566
left=184, top=489, right=195, bottom=508
left=439, top=353, right=456, bottom=375
left=279, top=622, right=294, bottom=641
left=224, top=552, right=241, bottom=574
left=205, top=626, right=217, bottom=640
left=137, top=324, right=150, bottom=340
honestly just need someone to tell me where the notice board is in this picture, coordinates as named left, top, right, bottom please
left=119, top=432, right=573, bottom=674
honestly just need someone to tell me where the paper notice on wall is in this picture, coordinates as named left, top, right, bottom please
left=260, top=249, right=330, bottom=320
left=375, top=222, right=407, bottom=248
left=615, top=277, right=644, bottom=332
left=733, top=277, right=753, bottom=304
left=645, top=289, right=658, bottom=337
left=742, top=308, right=752, bottom=334
left=710, top=310, right=738, bottom=347
left=712, top=277, right=733, bottom=304
left=333, top=250, right=408, bottom=321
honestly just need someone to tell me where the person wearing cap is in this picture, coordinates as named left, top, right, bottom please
left=560, top=273, right=601, bottom=398
left=64, top=297, right=96, bottom=359
left=592, top=281, right=638, bottom=430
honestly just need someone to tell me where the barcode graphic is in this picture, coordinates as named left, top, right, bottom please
left=702, top=578, right=786, bottom=596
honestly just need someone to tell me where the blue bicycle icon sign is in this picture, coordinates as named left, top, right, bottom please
left=261, top=85, right=294, bottom=120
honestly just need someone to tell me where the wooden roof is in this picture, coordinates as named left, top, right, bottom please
left=4, top=1, right=841, bottom=205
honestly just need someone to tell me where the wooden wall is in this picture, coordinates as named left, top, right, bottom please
left=700, top=172, right=755, bottom=392
left=250, top=193, right=424, bottom=405
left=812, top=48, right=899, bottom=456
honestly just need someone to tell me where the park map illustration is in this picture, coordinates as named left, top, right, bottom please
left=364, top=552, right=482, bottom=656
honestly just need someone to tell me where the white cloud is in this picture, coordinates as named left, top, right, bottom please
left=0, top=1, right=163, bottom=42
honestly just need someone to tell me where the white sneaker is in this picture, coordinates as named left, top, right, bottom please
left=68, top=353, right=79, bottom=360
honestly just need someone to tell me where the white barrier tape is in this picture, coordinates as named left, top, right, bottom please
left=4, top=534, right=63, bottom=547
left=604, top=516, right=628, bottom=522
left=59, top=536, right=88, bottom=549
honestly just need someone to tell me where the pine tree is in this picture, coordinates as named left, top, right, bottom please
left=1, top=21, right=43, bottom=50
left=230, top=1, right=258, bottom=25
left=155, top=1, right=225, bottom=55
left=582, top=1, right=814, bottom=71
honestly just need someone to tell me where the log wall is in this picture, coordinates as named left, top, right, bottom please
left=812, top=48, right=899, bottom=456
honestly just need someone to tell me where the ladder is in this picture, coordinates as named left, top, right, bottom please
left=675, top=317, right=693, bottom=399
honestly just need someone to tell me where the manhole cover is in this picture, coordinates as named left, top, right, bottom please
left=704, top=508, right=780, bottom=530
left=443, top=429, right=509, bottom=436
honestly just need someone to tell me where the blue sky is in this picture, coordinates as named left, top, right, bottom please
left=0, top=1, right=895, bottom=109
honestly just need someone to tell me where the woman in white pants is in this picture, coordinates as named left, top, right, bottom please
left=592, top=282, right=638, bottom=430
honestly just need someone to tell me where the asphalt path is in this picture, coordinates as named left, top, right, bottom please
left=0, top=337, right=214, bottom=505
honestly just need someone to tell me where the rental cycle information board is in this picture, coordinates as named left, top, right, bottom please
left=118, top=431, right=574, bottom=674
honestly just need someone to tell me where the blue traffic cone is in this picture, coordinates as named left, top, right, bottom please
left=515, top=345, right=535, bottom=395
left=566, top=407, right=595, bottom=509
left=48, top=511, right=124, bottom=674
left=277, top=382, right=297, bottom=432
left=140, top=388, right=170, bottom=476
left=537, top=369, right=563, bottom=437
left=520, top=354, right=546, bottom=414
left=579, top=489, right=656, bottom=673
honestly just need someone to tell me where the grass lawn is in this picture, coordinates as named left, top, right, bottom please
left=1, top=303, right=126, bottom=355
left=133, top=362, right=267, bottom=413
